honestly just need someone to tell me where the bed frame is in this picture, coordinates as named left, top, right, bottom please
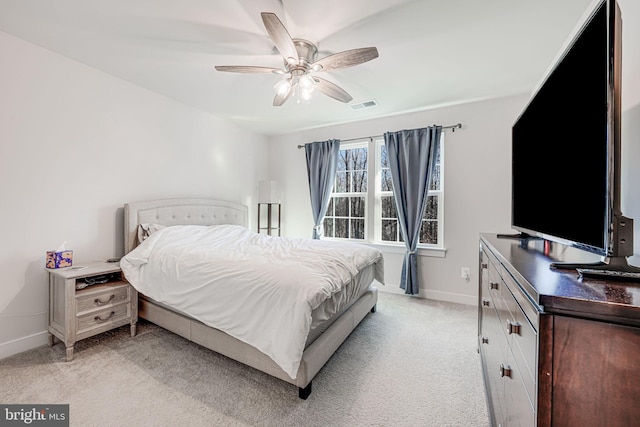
left=123, top=198, right=378, bottom=399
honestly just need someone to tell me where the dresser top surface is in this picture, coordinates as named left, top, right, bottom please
left=481, top=233, right=640, bottom=323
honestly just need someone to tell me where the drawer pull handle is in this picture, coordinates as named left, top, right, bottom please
left=490, top=281, right=499, bottom=290
left=94, top=295, right=115, bottom=306
left=507, top=319, right=521, bottom=335
left=499, top=364, right=512, bottom=378
left=481, top=336, right=489, bottom=344
left=94, top=311, right=115, bottom=323
left=481, top=263, right=488, bottom=269
left=482, top=299, right=490, bottom=307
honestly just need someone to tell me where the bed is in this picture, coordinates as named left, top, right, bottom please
left=121, top=198, right=383, bottom=399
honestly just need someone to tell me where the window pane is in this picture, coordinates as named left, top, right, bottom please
left=380, top=145, right=389, bottom=168
left=381, top=169, right=393, bottom=192
left=352, top=147, right=368, bottom=169
left=337, top=150, right=348, bottom=171
left=325, top=198, right=334, bottom=216
left=351, top=219, right=365, bottom=239
left=382, top=220, right=397, bottom=242
left=430, top=140, right=441, bottom=191
left=352, top=170, right=368, bottom=193
left=335, top=171, right=347, bottom=193
left=423, top=196, right=438, bottom=219
left=335, top=197, right=348, bottom=217
left=420, top=220, right=438, bottom=244
left=430, top=163, right=440, bottom=191
left=351, top=197, right=365, bottom=217
left=323, top=217, right=334, bottom=238
left=335, top=218, right=349, bottom=238
left=381, top=196, right=397, bottom=219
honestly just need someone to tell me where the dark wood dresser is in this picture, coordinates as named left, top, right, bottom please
left=478, top=233, right=640, bottom=427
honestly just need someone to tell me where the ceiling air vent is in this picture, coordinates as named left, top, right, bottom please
left=350, top=100, right=378, bottom=111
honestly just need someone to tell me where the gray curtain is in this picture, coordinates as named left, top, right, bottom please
left=384, top=126, right=442, bottom=295
left=305, top=139, right=340, bottom=239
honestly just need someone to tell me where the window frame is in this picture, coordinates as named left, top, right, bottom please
left=324, top=135, right=445, bottom=253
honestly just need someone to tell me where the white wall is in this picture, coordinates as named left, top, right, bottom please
left=0, top=31, right=269, bottom=358
left=267, top=95, right=526, bottom=305
left=620, top=0, right=640, bottom=267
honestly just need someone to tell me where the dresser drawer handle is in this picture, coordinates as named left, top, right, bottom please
left=481, top=336, right=489, bottom=344
left=482, top=299, right=491, bottom=307
left=481, top=263, right=488, bottom=269
left=94, top=295, right=115, bottom=306
left=507, top=319, right=521, bottom=335
left=499, top=364, right=512, bottom=378
left=489, top=281, right=499, bottom=290
left=94, top=311, right=115, bottom=323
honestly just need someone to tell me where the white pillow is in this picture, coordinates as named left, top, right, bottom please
left=137, top=223, right=166, bottom=243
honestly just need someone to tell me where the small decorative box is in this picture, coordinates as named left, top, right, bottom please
left=46, top=250, right=73, bottom=268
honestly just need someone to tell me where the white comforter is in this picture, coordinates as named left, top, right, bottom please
left=120, top=224, right=384, bottom=379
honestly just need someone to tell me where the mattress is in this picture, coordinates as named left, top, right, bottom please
left=305, top=262, right=375, bottom=345
left=139, top=262, right=376, bottom=350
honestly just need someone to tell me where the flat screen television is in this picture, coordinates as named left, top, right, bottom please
left=509, top=0, right=639, bottom=275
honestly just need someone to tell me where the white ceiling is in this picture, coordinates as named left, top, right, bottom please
left=0, top=0, right=626, bottom=136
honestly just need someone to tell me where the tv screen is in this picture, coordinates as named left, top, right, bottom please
left=511, top=0, right=613, bottom=255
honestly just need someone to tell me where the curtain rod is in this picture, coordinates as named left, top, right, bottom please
left=296, top=123, right=462, bottom=149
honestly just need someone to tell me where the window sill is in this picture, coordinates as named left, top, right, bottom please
left=366, top=242, right=446, bottom=258
left=321, top=237, right=446, bottom=258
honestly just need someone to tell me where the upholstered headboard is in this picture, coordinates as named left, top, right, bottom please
left=123, top=198, right=248, bottom=254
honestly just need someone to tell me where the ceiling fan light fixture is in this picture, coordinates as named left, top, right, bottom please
left=274, top=78, right=292, bottom=96
left=299, top=74, right=316, bottom=93
left=300, top=86, right=314, bottom=102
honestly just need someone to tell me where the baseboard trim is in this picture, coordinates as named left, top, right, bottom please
left=0, top=330, right=48, bottom=360
left=378, top=286, right=476, bottom=306
left=420, top=289, right=477, bottom=306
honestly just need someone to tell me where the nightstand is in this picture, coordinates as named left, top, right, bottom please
left=46, top=261, right=138, bottom=361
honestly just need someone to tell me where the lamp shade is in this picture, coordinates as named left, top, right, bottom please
left=258, top=180, right=281, bottom=203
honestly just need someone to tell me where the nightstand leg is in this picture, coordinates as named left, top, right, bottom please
left=48, top=333, right=55, bottom=347
left=65, top=345, right=74, bottom=362
left=130, top=323, right=137, bottom=337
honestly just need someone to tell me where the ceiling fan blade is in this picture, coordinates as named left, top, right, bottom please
left=312, top=47, right=379, bottom=72
left=215, top=65, right=284, bottom=74
left=314, top=77, right=353, bottom=103
left=261, top=12, right=298, bottom=64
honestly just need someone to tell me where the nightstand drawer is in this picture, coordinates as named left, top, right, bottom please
left=76, top=303, right=130, bottom=333
left=76, top=283, right=130, bottom=315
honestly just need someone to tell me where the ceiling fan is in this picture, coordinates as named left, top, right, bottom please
left=215, top=12, right=379, bottom=106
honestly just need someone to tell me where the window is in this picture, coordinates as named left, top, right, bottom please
left=324, top=135, right=444, bottom=249
left=323, top=142, right=368, bottom=239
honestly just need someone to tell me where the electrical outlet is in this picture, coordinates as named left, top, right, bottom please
left=461, top=267, right=471, bottom=280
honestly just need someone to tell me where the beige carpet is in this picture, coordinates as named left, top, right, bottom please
left=0, top=292, right=489, bottom=427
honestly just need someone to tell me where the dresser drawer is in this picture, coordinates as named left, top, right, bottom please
left=76, top=283, right=130, bottom=315
left=76, top=303, right=130, bottom=334
left=504, top=357, right=535, bottom=427
left=487, top=263, right=509, bottom=323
